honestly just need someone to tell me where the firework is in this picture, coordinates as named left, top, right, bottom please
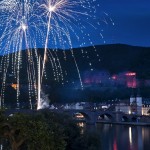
left=0, top=0, right=113, bottom=109
left=0, top=0, right=44, bottom=109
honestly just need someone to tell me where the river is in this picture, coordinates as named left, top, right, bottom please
left=79, top=123, right=150, bottom=150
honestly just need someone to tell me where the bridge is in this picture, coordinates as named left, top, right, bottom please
left=61, top=109, right=148, bottom=124
left=4, top=109, right=150, bottom=125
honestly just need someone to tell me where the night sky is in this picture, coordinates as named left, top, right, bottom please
left=0, top=0, right=150, bottom=51
left=98, top=0, right=150, bottom=47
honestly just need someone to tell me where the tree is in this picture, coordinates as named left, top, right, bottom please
left=37, top=110, right=81, bottom=150
left=0, top=110, right=101, bottom=150
left=0, top=113, right=66, bottom=150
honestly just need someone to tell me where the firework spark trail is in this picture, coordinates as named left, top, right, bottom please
left=40, top=0, right=57, bottom=82
left=50, top=29, right=65, bottom=82
left=47, top=51, right=59, bottom=81
left=23, top=23, right=37, bottom=109
left=0, top=39, right=11, bottom=107
left=34, top=47, right=39, bottom=101
left=24, top=35, right=33, bottom=109
left=53, top=51, right=64, bottom=83
left=16, top=34, right=23, bottom=108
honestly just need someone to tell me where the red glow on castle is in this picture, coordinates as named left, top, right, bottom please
left=126, top=72, right=136, bottom=76
left=125, top=72, right=137, bottom=88
left=112, top=75, right=117, bottom=80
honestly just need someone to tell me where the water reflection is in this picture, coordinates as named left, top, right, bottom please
left=113, top=139, right=118, bottom=150
left=77, top=122, right=86, bottom=134
left=129, top=127, right=132, bottom=145
left=81, top=123, right=150, bottom=150
left=77, top=122, right=85, bottom=128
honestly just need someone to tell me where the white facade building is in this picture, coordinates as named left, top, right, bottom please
left=142, top=106, right=150, bottom=116
left=115, top=90, right=150, bottom=116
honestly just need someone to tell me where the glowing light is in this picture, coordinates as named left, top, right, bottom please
left=11, top=84, right=18, bottom=90
left=48, top=5, right=56, bottom=12
left=77, top=122, right=85, bottom=128
left=74, top=113, right=85, bottom=119
left=129, top=110, right=131, bottom=114
left=21, top=24, right=27, bottom=31
left=129, top=127, right=132, bottom=145
left=126, top=72, right=136, bottom=76
left=112, top=75, right=117, bottom=80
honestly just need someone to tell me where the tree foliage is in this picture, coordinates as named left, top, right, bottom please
left=0, top=110, right=101, bottom=150
left=0, top=112, right=66, bottom=150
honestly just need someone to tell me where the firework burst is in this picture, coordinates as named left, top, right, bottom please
left=0, top=0, right=45, bottom=109
left=0, top=0, right=114, bottom=109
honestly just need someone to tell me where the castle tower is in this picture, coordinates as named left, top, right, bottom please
left=130, top=89, right=135, bottom=105
left=130, top=89, right=137, bottom=114
left=136, top=89, right=142, bottom=115
left=136, top=89, right=142, bottom=107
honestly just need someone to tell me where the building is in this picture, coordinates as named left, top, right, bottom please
left=116, top=90, right=150, bottom=116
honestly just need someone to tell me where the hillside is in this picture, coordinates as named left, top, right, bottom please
left=1, top=44, right=150, bottom=106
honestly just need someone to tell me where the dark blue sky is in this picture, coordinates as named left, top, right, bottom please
left=97, top=0, right=150, bottom=47
left=0, top=0, right=150, bottom=52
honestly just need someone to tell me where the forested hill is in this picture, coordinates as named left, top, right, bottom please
left=1, top=44, right=150, bottom=104
left=72, top=44, right=150, bottom=79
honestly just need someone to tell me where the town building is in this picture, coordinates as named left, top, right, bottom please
left=115, top=90, right=150, bottom=116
